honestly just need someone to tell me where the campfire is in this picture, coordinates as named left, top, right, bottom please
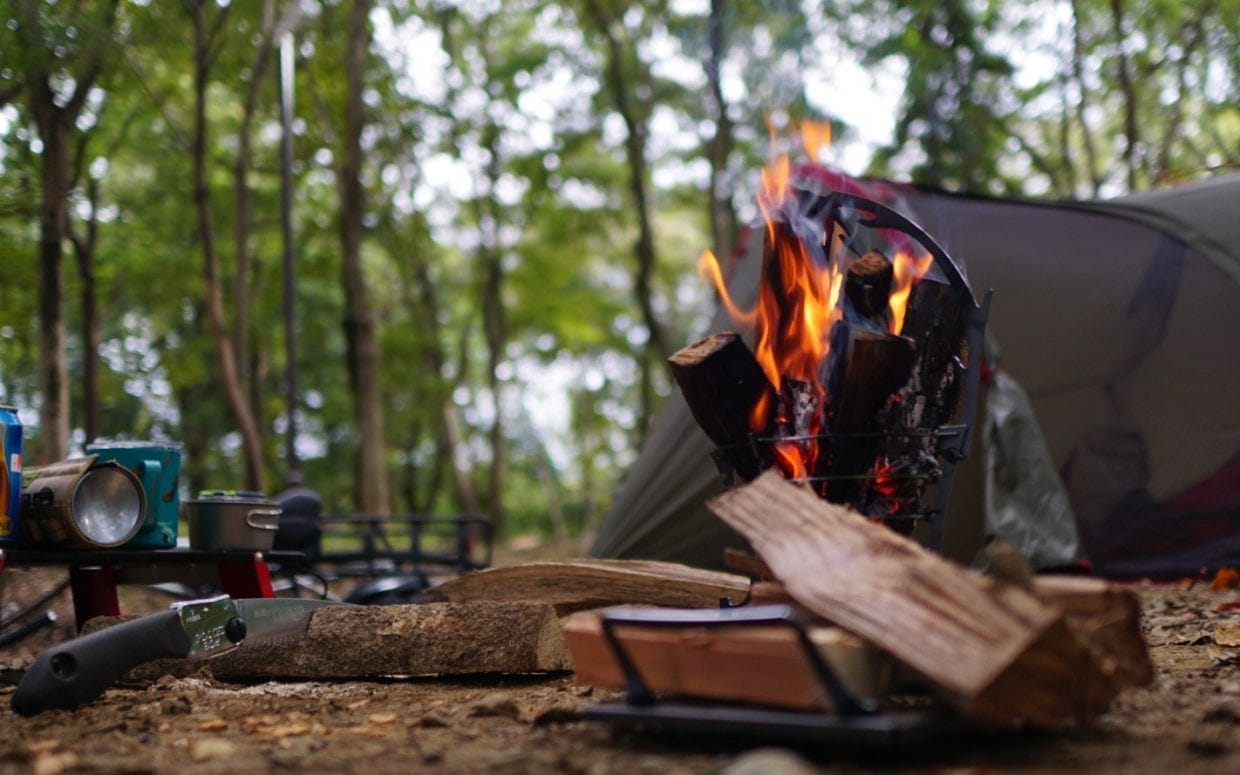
left=671, top=125, right=991, bottom=544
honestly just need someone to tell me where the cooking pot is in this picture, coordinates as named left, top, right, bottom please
left=185, top=491, right=282, bottom=551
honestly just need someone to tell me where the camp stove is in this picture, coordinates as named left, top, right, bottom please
left=702, top=186, right=991, bottom=548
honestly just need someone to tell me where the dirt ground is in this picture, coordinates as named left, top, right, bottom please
left=1, top=542, right=1238, bottom=774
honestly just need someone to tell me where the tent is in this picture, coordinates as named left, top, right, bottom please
left=590, top=171, right=1240, bottom=577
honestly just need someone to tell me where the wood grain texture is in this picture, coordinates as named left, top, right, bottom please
left=1031, top=575, right=1153, bottom=688
left=210, top=601, right=569, bottom=679
left=707, top=471, right=1120, bottom=727
left=422, top=559, right=751, bottom=614
left=84, top=601, right=570, bottom=681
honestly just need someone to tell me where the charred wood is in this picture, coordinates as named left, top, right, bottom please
left=669, top=332, right=776, bottom=481
left=843, top=250, right=894, bottom=325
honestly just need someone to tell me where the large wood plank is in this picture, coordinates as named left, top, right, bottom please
left=707, top=471, right=1121, bottom=727
left=422, top=559, right=751, bottom=614
left=563, top=608, right=888, bottom=711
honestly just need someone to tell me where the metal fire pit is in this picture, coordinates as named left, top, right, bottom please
left=713, top=187, right=991, bottom=549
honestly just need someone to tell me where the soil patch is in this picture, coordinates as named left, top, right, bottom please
left=2, top=558, right=1238, bottom=773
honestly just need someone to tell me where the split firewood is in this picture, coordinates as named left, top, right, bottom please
left=421, top=559, right=751, bottom=615
left=816, top=323, right=917, bottom=507
left=1029, top=575, right=1153, bottom=688
left=563, top=608, right=889, bottom=711
left=668, top=332, right=776, bottom=481
left=745, top=573, right=1151, bottom=691
left=84, top=601, right=570, bottom=682
left=707, top=471, right=1125, bottom=727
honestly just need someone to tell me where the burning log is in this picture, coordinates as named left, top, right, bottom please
left=815, top=323, right=917, bottom=507
left=682, top=185, right=988, bottom=536
left=843, top=250, right=894, bottom=325
left=708, top=472, right=1129, bottom=727
left=668, top=332, right=776, bottom=481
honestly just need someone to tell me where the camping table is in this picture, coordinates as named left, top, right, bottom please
left=0, top=547, right=302, bottom=630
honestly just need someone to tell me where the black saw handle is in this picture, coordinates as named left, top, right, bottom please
left=12, top=610, right=191, bottom=716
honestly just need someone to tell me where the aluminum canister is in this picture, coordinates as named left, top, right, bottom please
left=0, top=405, right=22, bottom=542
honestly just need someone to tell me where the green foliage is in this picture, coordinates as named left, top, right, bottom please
left=0, top=0, right=1231, bottom=541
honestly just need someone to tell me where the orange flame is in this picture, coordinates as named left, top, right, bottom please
left=800, top=120, right=832, bottom=162
left=697, top=250, right=756, bottom=326
left=887, top=249, right=935, bottom=335
left=701, top=120, right=904, bottom=484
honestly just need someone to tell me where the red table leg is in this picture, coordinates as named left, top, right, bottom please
left=217, top=552, right=275, bottom=599
left=69, top=565, right=121, bottom=631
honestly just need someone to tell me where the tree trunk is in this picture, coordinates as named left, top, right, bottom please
left=189, top=0, right=267, bottom=492
left=338, top=0, right=390, bottom=515
left=233, top=0, right=277, bottom=418
left=1068, top=0, right=1102, bottom=196
left=33, top=109, right=71, bottom=462
left=1107, top=0, right=1141, bottom=190
left=18, top=0, right=121, bottom=460
left=477, top=120, right=508, bottom=535
left=705, top=0, right=738, bottom=267
left=583, top=0, right=672, bottom=438
left=403, top=244, right=478, bottom=514
left=70, top=175, right=101, bottom=444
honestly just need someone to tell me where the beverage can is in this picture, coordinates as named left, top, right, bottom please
left=0, top=404, right=22, bottom=542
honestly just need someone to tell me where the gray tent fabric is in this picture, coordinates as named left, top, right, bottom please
left=591, top=172, right=1240, bottom=576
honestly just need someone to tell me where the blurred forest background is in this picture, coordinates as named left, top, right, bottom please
left=0, top=0, right=1236, bottom=541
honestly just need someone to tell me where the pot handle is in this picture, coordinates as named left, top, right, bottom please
left=245, top=508, right=282, bottom=530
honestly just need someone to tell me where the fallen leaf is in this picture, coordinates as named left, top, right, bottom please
left=197, top=719, right=228, bottom=731
left=32, top=751, right=79, bottom=775
left=339, top=725, right=391, bottom=739
left=470, top=692, right=519, bottom=718
left=368, top=713, right=397, bottom=724
left=26, top=741, right=60, bottom=756
left=189, top=738, right=236, bottom=762
left=1207, top=644, right=1240, bottom=665
left=264, top=723, right=312, bottom=738
left=1210, top=568, right=1240, bottom=591
left=1215, top=621, right=1240, bottom=647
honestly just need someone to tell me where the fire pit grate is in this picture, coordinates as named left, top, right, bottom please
left=680, top=184, right=991, bottom=549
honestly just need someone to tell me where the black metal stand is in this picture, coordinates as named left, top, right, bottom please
left=582, top=604, right=961, bottom=747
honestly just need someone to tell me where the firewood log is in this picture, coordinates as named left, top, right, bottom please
left=84, top=601, right=570, bottom=681
left=707, top=472, right=1126, bottom=727
left=668, top=332, right=776, bottom=481
left=421, top=559, right=751, bottom=615
left=843, top=250, right=894, bottom=323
